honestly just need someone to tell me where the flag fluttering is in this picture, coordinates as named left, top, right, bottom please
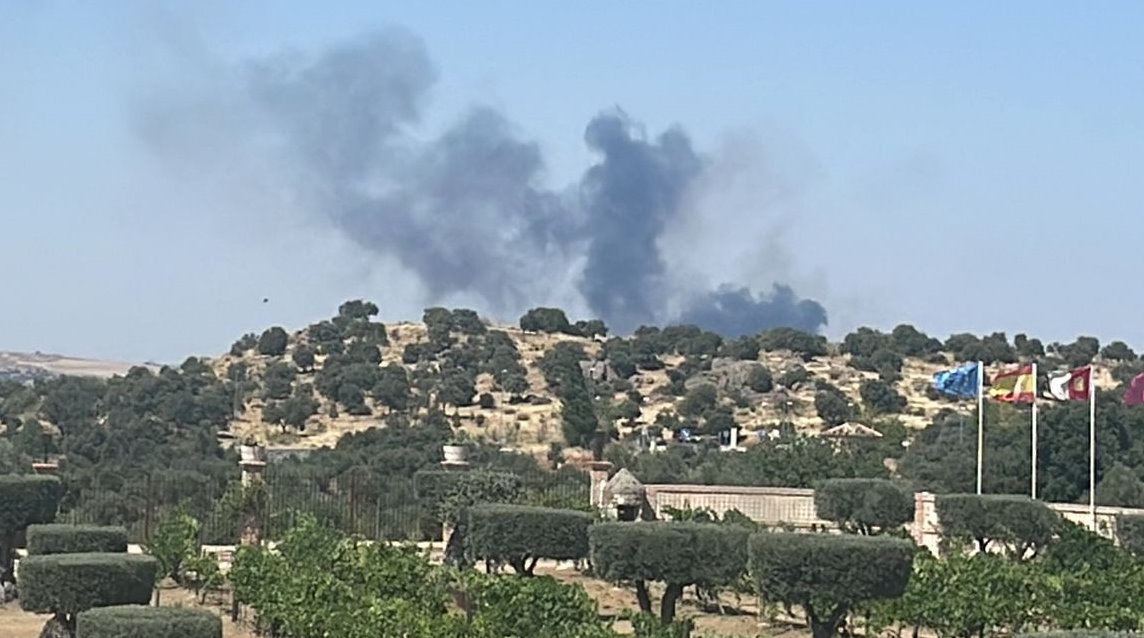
left=1047, top=366, right=1093, bottom=401
left=1124, top=373, right=1144, bottom=406
left=989, top=364, right=1035, bottom=402
left=933, top=362, right=980, bottom=398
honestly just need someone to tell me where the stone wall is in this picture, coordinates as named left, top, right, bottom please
left=635, top=481, right=1144, bottom=553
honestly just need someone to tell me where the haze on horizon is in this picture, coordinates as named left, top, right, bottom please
left=2, top=2, right=1142, bottom=363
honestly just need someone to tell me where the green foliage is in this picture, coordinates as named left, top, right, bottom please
left=590, top=521, right=748, bottom=622
left=842, top=327, right=891, bottom=358
left=27, top=524, right=128, bottom=555
left=1115, top=514, right=1144, bottom=557
left=144, top=508, right=200, bottom=583
left=679, top=384, right=718, bottom=418
left=889, top=324, right=942, bottom=357
left=935, top=494, right=1059, bottom=557
left=520, top=307, right=573, bottom=334
left=1101, top=340, right=1137, bottom=362
left=721, top=336, right=760, bottom=361
left=747, top=364, right=774, bottom=393
left=262, top=361, right=295, bottom=400
left=814, top=479, right=914, bottom=535
left=77, top=605, right=222, bottom=638
left=758, top=327, right=828, bottom=357
left=945, top=332, right=1017, bottom=365
left=749, top=532, right=914, bottom=638
left=19, top=553, right=158, bottom=616
left=338, top=299, right=379, bottom=320
left=814, top=389, right=853, bottom=426
left=859, top=378, right=906, bottom=414
left=0, top=475, right=63, bottom=567
left=467, top=504, right=593, bottom=574
left=0, top=438, right=32, bottom=473
left=231, top=515, right=460, bottom=638
left=463, top=571, right=611, bottom=638
left=777, top=365, right=811, bottom=389
left=230, top=333, right=257, bottom=356
left=291, top=344, right=316, bottom=371
left=257, top=326, right=289, bottom=356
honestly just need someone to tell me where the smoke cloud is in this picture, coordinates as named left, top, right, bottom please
left=135, top=27, right=828, bottom=337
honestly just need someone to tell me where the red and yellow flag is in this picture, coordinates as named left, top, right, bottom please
left=988, top=364, right=1035, bottom=402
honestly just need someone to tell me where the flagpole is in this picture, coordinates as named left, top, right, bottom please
left=1031, top=362, right=1038, bottom=500
left=1089, top=365, right=1097, bottom=528
left=977, top=360, right=984, bottom=495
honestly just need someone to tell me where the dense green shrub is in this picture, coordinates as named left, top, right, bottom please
left=27, top=524, right=128, bottom=555
left=19, top=553, right=158, bottom=617
left=758, top=327, right=828, bottom=357
left=814, top=479, right=914, bottom=535
left=464, top=572, right=610, bottom=638
left=936, top=494, right=1059, bottom=556
left=467, top=504, right=593, bottom=575
left=590, top=521, right=748, bottom=622
left=519, top=307, right=573, bottom=334
left=1115, top=514, right=1144, bottom=557
left=77, top=605, right=222, bottom=638
left=0, top=474, right=62, bottom=577
left=749, top=532, right=914, bottom=638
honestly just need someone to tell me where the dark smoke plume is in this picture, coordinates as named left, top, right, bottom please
left=136, top=27, right=829, bottom=337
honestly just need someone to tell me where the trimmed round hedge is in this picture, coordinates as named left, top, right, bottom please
left=77, top=605, right=222, bottom=638
left=814, top=478, right=914, bottom=534
left=27, top=524, right=129, bottom=555
left=19, top=553, right=158, bottom=615
left=467, top=504, right=593, bottom=573
left=749, top=531, right=914, bottom=605
left=0, top=475, right=63, bottom=536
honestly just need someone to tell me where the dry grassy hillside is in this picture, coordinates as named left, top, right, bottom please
left=211, top=313, right=1102, bottom=454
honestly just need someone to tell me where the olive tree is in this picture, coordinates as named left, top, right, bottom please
left=77, top=605, right=222, bottom=638
left=466, top=504, right=593, bottom=575
left=590, top=521, right=748, bottom=622
left=936, top=494, right=1059, bottom=557
left=749, top=532, right=914, bottom=638
left=0, top=475, right=63, bottom=582
left=814, top=479, right=915, bottom=535
left=20, top=553, right=159, bottom=635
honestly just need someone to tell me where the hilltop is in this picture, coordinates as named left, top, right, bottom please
left=190, top=303, right=1133, bottom=454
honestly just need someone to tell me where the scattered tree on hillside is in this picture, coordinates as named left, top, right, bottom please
left=814, top=385, right=853, bottom=426
left=262, top=362, right=295, bottom=401
left=292, top=345, right=316, bottom=372
left=747, top=365, right=774, bottom=393
left=1102, top=340, right=1137, bottom=362
left=889, top=324, right=942, bottom=357
left=338, top=299, right=379, bottom=320
left=519, top=307, right=572, bottom=334
left=257, top=327, right=289, bottom=357
left=758, top=327, right=828, bottom=358
left=230, top=333, right=258, bottom=356
left=860, top=379, right=906, bottom=414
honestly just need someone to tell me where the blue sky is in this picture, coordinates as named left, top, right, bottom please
left=2, top=2, right=1143, bottom=362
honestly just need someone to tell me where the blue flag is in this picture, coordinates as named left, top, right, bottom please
left=933, top=362, right=980, bottom=398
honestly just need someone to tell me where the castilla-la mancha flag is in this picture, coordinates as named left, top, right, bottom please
left=1124, top=373, right=1144, bottom=406
left=988, top=364, right=1035, bottom=402
left=1048, top=366, right=1093, bottom=401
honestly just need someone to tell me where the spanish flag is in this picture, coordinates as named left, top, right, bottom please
left=988, top=364, right=1035, bottom=402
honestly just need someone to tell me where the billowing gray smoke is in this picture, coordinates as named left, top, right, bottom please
left=137, top=27, right=828, bottom=337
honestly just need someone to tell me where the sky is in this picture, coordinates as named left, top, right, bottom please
left=2, top=2, right=1143, bottom=363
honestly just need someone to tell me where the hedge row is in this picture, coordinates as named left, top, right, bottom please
left=27, top=524, right=128, bottom=555
left=77, top=605, right=222, bottom=638
left=590, top=521, right=748, bottom=591
left=814, top=479, right=914, bottom=534
left=936, top=494, right=1058, bottom=555
left=0, top=475, right=63, bottom=535
left=467, top=504, right=593, bottom=573
left=19, top=553, right=158, bottom=616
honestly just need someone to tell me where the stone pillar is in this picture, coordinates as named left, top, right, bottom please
left=587, top=461, right=614, bottom=510
left=912, top=491, right=936, bottom=551
left=240, top=460, right=266, bottom=488
left=440, top=458, right=471, bottom=544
